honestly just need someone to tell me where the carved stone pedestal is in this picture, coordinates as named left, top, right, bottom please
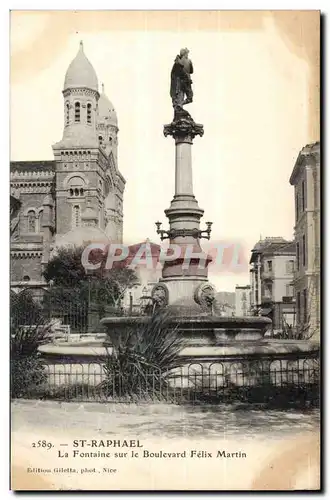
left=153, top=110, right=214, bottom=313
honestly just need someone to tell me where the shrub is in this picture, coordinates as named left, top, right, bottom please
left=98, top=311, right=186, bottom=399
left=10, top=324, right=51, bottom=399
left=11, top=356, right=47, bottom=398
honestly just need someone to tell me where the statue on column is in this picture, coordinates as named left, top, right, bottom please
left=165, top=47, right=203, bottom=138
left=170, top=48, right=194, bottom=113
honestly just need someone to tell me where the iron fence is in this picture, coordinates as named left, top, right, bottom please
left=23, top=357, right=320, bottom=405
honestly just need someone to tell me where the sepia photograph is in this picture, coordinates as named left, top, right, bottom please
left=9, top=9, right=321, bottom=491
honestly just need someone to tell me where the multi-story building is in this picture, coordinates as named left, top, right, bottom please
left=214, top=291, right=235, bottom=317
left=10, top=42, right=125, bottom=298
left=250, top=237, right=296, bottom=332
left=289, top=141, right=320, bottom=340
left=235, top=285, right=251, bottom=317
left=122, top=240, right=162, bottom=314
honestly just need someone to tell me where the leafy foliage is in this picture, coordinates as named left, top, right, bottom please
left=11, top=288, right=79, bottom=397
left=11, top=357, right=47, bottom=398
left=42, top=245, right=139, bottom=314
left=10, top=292, right=52, bottom=398
left=42, top=246, right=91, bottom=287
left=10, top=289, right=45, bottom=330
left=98, top=311, right=186, bottom=398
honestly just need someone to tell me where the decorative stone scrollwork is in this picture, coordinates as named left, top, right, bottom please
left=151, top=283, right=169, bottom=309
left=164, top=107, right=204, bottom=142
left=194, top=283, right=216, bottom=312
left=164, top=117, right=204, bottom=142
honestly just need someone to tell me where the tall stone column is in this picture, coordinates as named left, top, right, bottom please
left=153, top=109, right=214, bottom=310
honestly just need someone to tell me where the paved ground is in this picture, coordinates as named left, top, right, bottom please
left=12, top=399, right=319, bottom=439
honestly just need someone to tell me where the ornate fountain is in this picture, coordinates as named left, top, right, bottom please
left=40, top=48, right=318, bottom=380
left=101, top=48, right=319, bottom=371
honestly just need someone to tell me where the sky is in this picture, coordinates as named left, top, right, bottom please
left=10, top=11, right=317, bottom=292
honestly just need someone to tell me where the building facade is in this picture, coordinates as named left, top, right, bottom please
left=10, top=42, right=125, bottom=296
left=250, top=237, right=296, bottom=332
left=121, top=241, right=162, bottom=314
left=289, top=141, right=320, bottom=340
left=235, top=285, right=251, bottom=317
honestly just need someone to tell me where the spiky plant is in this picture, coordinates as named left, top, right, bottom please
left=98, top=311, right=186, bottom=400
left=11, top=289, right=52, bottom=398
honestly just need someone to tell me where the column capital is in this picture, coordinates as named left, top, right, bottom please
left=164, top=108, right=204, bottom=143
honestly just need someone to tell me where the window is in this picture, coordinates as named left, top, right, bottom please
left=72, top=205, right=81, bottom=228
left=68, top=177, right=85, bottom=197
left=295, top=193, right=299, bottom=221
left=71, top=188, right=84, bottom=197
left=75, top=102, right=80, bottom=122
left=38, top=209, right=44, bottom=232
left=286, top=284, right=294, bottom=297
left=296, top=242, right=300, bottom=270
left=302, top=234, right=306, bottom=267
left=296, top=291, right=301, bottom=324
left=302, top=180, right=305, bottom=211
left=263, top=283, right=272, bottom=301
left=87, top=103, right=92, bottom=124
left=286, top=259, right=295, bottom=274
left=303, top=289, right=308, bottom=323
left=27, top=210, right=36, bottom=232
left=23, top=275, right=30, bottom=282
left=267, top=260, right=272, bottom=272
left=99, top=135, right=103, bottom=145
left=66, top=102, right=70, bottom=126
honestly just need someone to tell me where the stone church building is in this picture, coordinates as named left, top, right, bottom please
left=10, top=42, right=125, bottom=296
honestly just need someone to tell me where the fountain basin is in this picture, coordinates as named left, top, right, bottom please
left=100, top=314, right=272, bottom=343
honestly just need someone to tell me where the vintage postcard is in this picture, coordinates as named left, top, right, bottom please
left=10, top=10, right=320, bottom=491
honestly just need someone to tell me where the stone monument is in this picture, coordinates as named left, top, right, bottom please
left=153, top=48, right=215, bottom=314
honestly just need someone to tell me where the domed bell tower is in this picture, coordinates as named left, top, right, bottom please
left=97, top=83, right=118, bottom=165
left=52, top=41, right=102, bottom=238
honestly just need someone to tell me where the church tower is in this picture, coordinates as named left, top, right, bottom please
left=52, top=42, right=125, bottom=244
left=97, top=84, right=124, bottom=242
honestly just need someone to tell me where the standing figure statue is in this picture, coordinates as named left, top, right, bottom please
left=170, top=48, right=194, bottom=110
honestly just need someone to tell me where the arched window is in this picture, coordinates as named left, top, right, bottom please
left=87, top=103, right=92, bottom=124
left=72, top=205, right=81, bottom=228
left=27, top=210, right=36, bottom=232
left=23, top=275, right=30, bottom=282
left=65, top=102, right=70, bottom=126
left=38, top=209, right=44, bottom=232
left=75, top=102, right=80, bottom=122
left=68, top=176, right=85, bottom=198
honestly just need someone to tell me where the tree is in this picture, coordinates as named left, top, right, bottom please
left=281, top=255, right=320, bottom=341
left=100, top=267, right=139, bottom=308
left=10, top=289, right=45, bottom=330
left=43, top=246, right=91, bottom=286
left=43, top=245, right=139, bottom=310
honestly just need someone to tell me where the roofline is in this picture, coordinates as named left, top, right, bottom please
left=10, top=160, right=55, bottom=166
left=289, top=141, right=320, bottom=185
left=250, top=241, right=295, bottom=263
